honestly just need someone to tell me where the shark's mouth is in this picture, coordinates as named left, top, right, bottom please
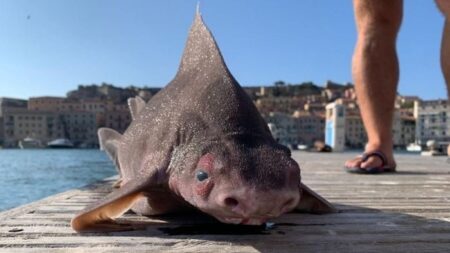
left=216, top=216, right=271, bottom=225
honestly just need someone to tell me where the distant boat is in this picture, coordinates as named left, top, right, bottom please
left=47, top=138, right=74, bottom=149
left=19, top=137, right=42, bottom=149
left=297, top=144, right=309, bottom=151
left=406, top=143, right=422, bottom=152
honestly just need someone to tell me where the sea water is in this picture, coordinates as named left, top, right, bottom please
left=0, top=149, right=116, bottom=211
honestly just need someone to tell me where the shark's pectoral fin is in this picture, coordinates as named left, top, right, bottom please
left=98, top=128, right=122, bottom=175
left=128, top=96, right=146, bottom=120
left=71, top=179, right=149, bottom=232
left=295, top=183, right=337, bottom=214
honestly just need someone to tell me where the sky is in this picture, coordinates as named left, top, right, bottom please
left=0, top=0, right=447, bottom=100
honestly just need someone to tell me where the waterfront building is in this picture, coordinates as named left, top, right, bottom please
left=400, top=115, right=416, bottom=147
left=104, top=104, right=132, bottom=134
left=414, top=99, right=450, bottom=146
left=344, top=103, right=367, bottom=148
left=325, top=98, right=417, bottom=150
left=2, top=109, right=59, bottom=148
left=28, top=97, right=64, bottom=111
left=4, top=93, right=136, bottom=148
left=1, top=84, right=158, bottom=148
left=0, top=97, right=28, bottom=116
left=56, top=98, right=107, bottom=146
left=58, top=111, right=98, bottom=147
left=303, top=101, right=326, bottom=114
left=325, top=101, right=346, bottom=151
left=392, top=109, right=416, bottom=148
left=292, top=110, right=325, bottom=146
left=264, top=111, right=325, bottom=147
left=58, top=99, right=86, bottom=112
left=30, top=96, right=107, bottom=128
left=3, top=108, right=98, bottom=148
left=0, top=97, right=28, bottom=146
left=69, top=99, right=108, bottom=128
left=397, top=95, right=420, bottom=108
left=264, top=112, right=298, bottom=146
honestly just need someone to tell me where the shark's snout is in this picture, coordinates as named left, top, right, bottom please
left=213, top=187, right=300, bottom=224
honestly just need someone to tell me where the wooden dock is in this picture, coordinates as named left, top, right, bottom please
left=1, top=152, right=449, bottom=252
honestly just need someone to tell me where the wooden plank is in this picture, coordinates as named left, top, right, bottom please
left=0, top=152, right=449, bottom=252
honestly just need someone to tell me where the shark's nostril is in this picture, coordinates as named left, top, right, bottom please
left=224, top=197, right=239, bottom=208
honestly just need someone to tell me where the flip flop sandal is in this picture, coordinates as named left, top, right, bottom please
left=345, top=151, right=396, bottom=174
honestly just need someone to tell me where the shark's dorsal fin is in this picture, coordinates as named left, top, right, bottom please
left=173, top=8, right=272, bottom=137
left=196, top=1, right=200, bottom=15
left=98, top=128, right=122, bottom=174
left=178, top=10, right=230, bottom=77
left=128, top=96, right=146, bottom=120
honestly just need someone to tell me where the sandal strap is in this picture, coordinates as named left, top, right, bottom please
left=361, top=151, right=387, bottom=168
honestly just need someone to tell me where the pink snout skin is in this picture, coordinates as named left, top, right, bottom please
left=213, top=189, right=299, bottom=225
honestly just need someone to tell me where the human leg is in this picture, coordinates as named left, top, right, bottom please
left=345, top=0, right=403, bottom=171
left=435, top=0, right=450, bottom=156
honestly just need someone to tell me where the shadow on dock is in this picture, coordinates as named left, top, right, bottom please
left=76, top=204, right=450, bottom=252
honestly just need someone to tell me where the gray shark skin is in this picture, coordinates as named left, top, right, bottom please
left=71, top=11, right=336, bottom=232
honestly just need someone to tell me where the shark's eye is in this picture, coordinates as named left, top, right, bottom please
left=196, top=170, right=209, bottom=182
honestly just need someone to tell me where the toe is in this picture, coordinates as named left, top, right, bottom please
left=345, top=156, right=363, bottom=168
left=360, top=156, right=383, bottom=169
